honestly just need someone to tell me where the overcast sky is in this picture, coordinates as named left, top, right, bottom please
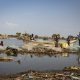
left=0, top=0, right=80, bottom=37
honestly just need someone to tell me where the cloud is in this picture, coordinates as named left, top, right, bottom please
left=6, top=22, right=18, bottom=27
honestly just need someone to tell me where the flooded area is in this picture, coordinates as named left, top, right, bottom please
left=0, top=52, right=80, bottom=74
left=0, top=38, right=24, bottom=47
left=0, top=38, right=80, bottom=75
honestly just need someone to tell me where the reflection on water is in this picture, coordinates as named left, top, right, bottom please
left=0, top=52, right=80, bottom=74
left=6, top=52, right=18, bottom=57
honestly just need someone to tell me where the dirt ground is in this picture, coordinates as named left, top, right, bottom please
left=0, top=70, right=80, bottom=80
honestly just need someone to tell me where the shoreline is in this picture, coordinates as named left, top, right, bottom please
left=0, top=70, right=80, bottom=80
left=0, top=49, right=79, bottom=55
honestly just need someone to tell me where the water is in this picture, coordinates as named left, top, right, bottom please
left=0, top=38, right=24, bottom=47
left=0, top=38, right=80, bottom=74
left=0, top=53, right=80, bottom=74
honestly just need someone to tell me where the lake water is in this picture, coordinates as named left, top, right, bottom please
left=0, top=38, right=80, bottom=74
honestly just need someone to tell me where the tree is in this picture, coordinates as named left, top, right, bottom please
left=52, top=34, right=60, bottom=47
left=52, top=34, right=60, bottom=39
left=52, top=34, right=57, bottom=39
left=57, top=34, right=60, bottom=39
left=22, top=33, right=30, bottom=36
left=16, top=32, right=21, bottom=37
left=35, top=35, right=38, bottom=39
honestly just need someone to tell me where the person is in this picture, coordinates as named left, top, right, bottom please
left=0, top=41, right=3, bottom=46
left=30, top=34, right=34, bottom=40
left=54, top=35, right=59, bottom=47
left=67, top=36, right=70, bottom=46
left=78, top=32, right=80, bottom=46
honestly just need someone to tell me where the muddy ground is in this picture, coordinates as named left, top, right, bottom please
left=0, top=70, right=80, bottom=80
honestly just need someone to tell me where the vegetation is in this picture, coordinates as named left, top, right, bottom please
left=16, top=32, right=21, bottom=37
left=52, top=34, right=60, bottom=39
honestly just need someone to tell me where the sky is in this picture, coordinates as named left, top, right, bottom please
left=0, top=0, right=80, bottom=37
